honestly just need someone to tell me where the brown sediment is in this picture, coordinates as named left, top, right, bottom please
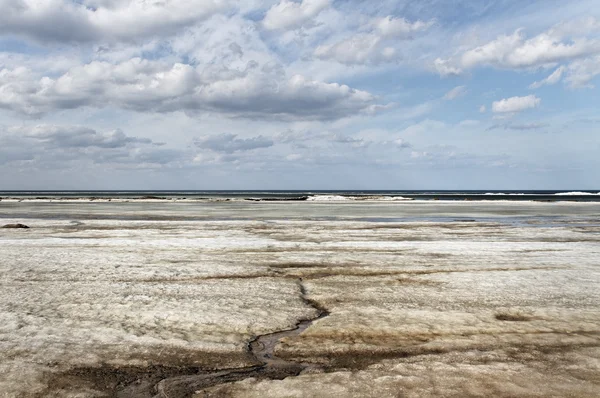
left=495, top=312, right=535, bottom=322
left=247, top=279, right=330, bottom=373
left=40, top=279, right=330, bottom=398
left=103, top=265, right=564, bottom=284
left=274, top=330, right=600, bottom=370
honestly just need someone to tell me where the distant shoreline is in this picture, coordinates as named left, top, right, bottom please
left=1, top=190, right=600, bottom=202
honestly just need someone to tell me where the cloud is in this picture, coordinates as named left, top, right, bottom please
left=0, top=59, right=377, bottom=120
left=487, top=122, right=547, bottom=131
left=330, top=134, right=366, bottom=146
left=374, top=16, right=435, bottom=39
left=314, top=16, right=433, bottom=65
left=492, top=95, right=541, bottom=114
left=435, top=20, right=600, bottom=75
left=479, top=105, right=487, bottom=113
left=434, top=58, right=462, bottom=76
left=314, top=34, right=394, bottom=65
left=10, top=125, right=151, bottom=148
left=444, top=85, right=467, bottom=100
left=529, top=66, right=566, bottom=89
left=0, top=124, right=179, bottom=167
left=565, top=55, right=600, bottom=88
left=194, top=133, right=274, bottom=153
left=463, top=29, right=600, bottom=69
left=399, top=119, right=446, bottom=136
left=505, top=122, right=547, bottom=130
left=394, top=138, right=411, bottom=148
left=262, top=0, right=329, bottom=31
left=130, top=148, right=184, bottom=165
left=0, top=0, right=229, bottom=43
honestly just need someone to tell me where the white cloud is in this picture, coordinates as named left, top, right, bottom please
left=435, top=20, right=600, bottom=75
left=314, top=16, right=433, bottom=65
left=394, top=138, right=411, bottom=148
left=314, top=34, right=391, bottom=65
left=463, top=29, right=600, bottom=69
left=492, top=95, right=541, bottom=114
left=444, top=85, right=467, bottom=100
left=0, top=0, right=230, bottom=43
left=194, top=133, right=274, bottom=153
left=529, top=66, right=566, bottom=89
left=479, top=105, right=487, bottom=113
left=548, top=16, right=600, bottom=38
left=565, top=55, right=600, bottom=88
left=434, top=58, right=462, bottom=76
left=0, top=59, right=377, bottom=120
left=286, top=153, right=303, bottom=161
left=410, top=151, right=429, bottom=159
left=262, top=0, right=329, bottom=31
left=374, top=16, right=434, bottom=38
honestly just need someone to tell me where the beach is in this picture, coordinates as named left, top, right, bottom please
left=1, top=199, right=599, bottom=397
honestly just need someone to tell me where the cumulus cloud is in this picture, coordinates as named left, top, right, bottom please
left=529, top=66, right=566, bottom=89
left=464, top=29, right=600, bottom=69
left=0, top=0, right=229, bottom=43
left=435, top=20, right=600, bottom=75
left=262, top=0, right=329, bottom=31
left=0, top=59, right=377, bottom=120
left=444, top=85, right=467, bottom=100
left=492, top=95, right=541, bottom=114
left=194, top=133, right=274, bottom=153
left=314, top=16, right=433, bottom=65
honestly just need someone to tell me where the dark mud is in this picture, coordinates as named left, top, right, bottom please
left=41, top=280, right=329, bottom=398
left=1, top=223, right=30, bottom=228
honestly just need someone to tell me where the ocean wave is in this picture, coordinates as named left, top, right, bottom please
left=554, top=191, right=600, bottom=196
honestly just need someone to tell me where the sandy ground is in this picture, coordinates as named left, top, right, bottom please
left=0, top=201, right=599, bottom=397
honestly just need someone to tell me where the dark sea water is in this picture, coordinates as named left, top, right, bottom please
left=1, top=190, right=600, bottom=201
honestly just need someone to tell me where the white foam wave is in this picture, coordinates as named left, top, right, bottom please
left=306, top=195, right=351, bottom=201
left=554, top=192, right=600, bottom=196
left=483, top=193, right=527, bottom=196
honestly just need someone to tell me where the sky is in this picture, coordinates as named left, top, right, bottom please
left=0, top=0, right=599, bottom=190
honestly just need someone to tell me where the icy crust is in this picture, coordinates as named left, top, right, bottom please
left=306, top=195, right=413, bottom=201
left=0, top=219, right=317, bottom=397
left=0, top=277, right=315, bottom=396
left=0, top=203, right=599, bottom=396
left=197, top=348, right=600, bottom=398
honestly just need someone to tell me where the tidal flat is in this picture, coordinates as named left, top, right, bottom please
left=0, top=200, right=599, bottom=397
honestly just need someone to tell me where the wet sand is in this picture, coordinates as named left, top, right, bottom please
left=0, top=201, right=599, bottom=397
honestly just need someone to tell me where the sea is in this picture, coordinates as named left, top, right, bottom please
left=1, top=190, right=599, bottom=202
